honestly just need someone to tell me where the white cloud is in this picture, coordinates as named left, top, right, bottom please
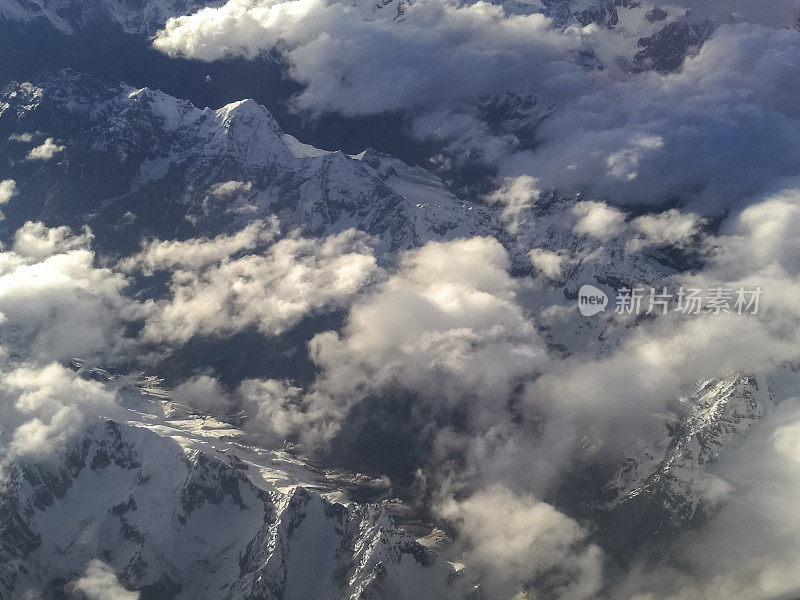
left=627, top=209, right=704, bottom=252
left=134, top=228, right=377, bottom=344
left=0, top=179, right=17, bottom=205
left=522, top=184, right=800, bottom=481
left=310, top=237, right=543, bottom=406
left=251, top=236, right=551, bottom=458
left=26, top=137, right=64, bottom=161
left=613, top=399, right=800, bottom=600
left=506, top=24, right=800, bottom=211
left=0, top=363, right=117, bottom=469
left=120, top=218, right=277, bottom=274
left=0, top=223, right=141, bottom=477
left=486, top=175, right=540, bottom=235
left=529, top=248, right=565, bottom=279
left=69, top=560, right=139, bottom=600
left=0, top=223, right=133, bottom=363
left=12, top=221, right=93, bottom=259
left=153, top=0, right=589, bottom=115
left=528, top=312, right=792, bottom=468
left=170, top=375, right=231, bottom=413
left=412, top=107, right=520, bottom=173
left=605, top=135, right=664, bottom=183
left=572, top=201, right=626, bottom=239
left=5, top=2, right=800, bottom=595
left=238, top=378, right=310, bottom=445
left=208, top=180, right=253, bottom=198
left=151, top=0, right=800, bottom=216
left=438, top=485, right=603, bottom=600
left=726, top=187, right=800, bottom=275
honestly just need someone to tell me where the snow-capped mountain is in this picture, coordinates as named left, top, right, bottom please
left=0, top=68, right=775, bottom=585
left=0, top=368, right=470, bottom=600
left=478, top=91, right=556, bottom=150
left=630, top=18, right=716, bottom=73
left=0, top=70, right=492, bottom=256
left=0, top=0, right=216, bottom=34
left=540, top=1, right=717, bottom=73
left=0, top=70, right=699, bottom=361
left=596, top=373, right=773, bottom=555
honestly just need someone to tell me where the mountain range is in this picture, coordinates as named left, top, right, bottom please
left=0, top=67, right=777, bottom=597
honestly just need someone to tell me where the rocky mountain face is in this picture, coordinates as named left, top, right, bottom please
left=478, top=91, right=556, bottom=150
left=595, top=373, right=773, bottom=557
left=632, top=19, right=716, bottom=73
left=541, top=0, right=639, bottom=28
left=0, top=70, right=492, bottom=256
left=0, top=0, right=216, bottom=34
left=0, top=374, right=470, bottom=600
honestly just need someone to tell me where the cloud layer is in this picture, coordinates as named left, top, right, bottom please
left=126, top=223, right=378, bottom=344
left=153, top=0, right=590, bottom=115
left=153, top=0, right=800, bottom=214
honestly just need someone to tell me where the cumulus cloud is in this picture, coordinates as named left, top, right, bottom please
left=0, top=223, right=134, bottom=363
left=170, top=374, right=232, bottom=413
left=522, top=183, right=800, bottom=477
left=152, top=0, right=800, bottom=214
left=153, top=0, right=590, bottom=115
left=527, top=313, right=791, bottom=471
left=507, top=24, right=800, bottom=211
left=571, top=201, right=626, bottom=239
left=220, top=237, right=548, bottom=457
left=120, top=218, right=277, bottom=274
left=5, top=1, right=800, bottom=595
left=411, top=106, right=520, bottom=176
left=627, top=209, right=704, bottom=252
left=26, top=137, right=65, bottom=161
left=0, top=179, right=17, bottom=205
left=486, top=175, right=540, bottom=235
left=12, top=221, right=94, bottom=259
left=8, top=132, right=34, bottom=142
left=238, top=378, right=309, bottom=445
left=309, top=237, right=544, bottom=410
left=438, top=485, right=603, bottom=600
left=131, top=227, right=377, bottom=344
left=529, top=248, right=565, bottom=280
left=169, top=375, right=313, bottom=446
left=69, top=560, right=139, bottom=600
left=605, top=135, right=664, bottom=183
left=0, top=222, right=141, bottom=478
left=0, top=363, right=117, bottom=470
left=228, top=235, right=554, bottom=500
left=208, top=180, right=252, bottom=198
left=723, top=187, right=800, bottom=275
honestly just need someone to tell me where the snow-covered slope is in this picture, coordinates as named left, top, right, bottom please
left=0, top=0, right=217, bottom=34
left=0, top=70, right=492, bottom=255
left=596, top=373, right=773, bottom=554
left=0, top=70, right=696, bottom=364
left=0, top=368, right=470, bottom=600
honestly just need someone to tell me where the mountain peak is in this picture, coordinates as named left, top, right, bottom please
left=214, top=98, right=282, bottom=134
